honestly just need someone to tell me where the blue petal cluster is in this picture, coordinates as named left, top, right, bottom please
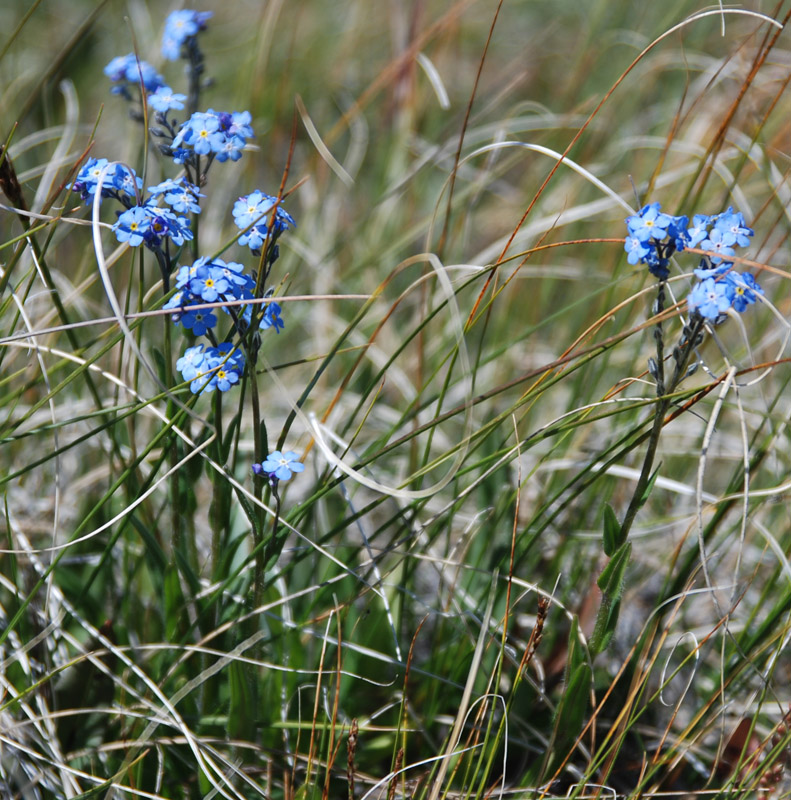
left=176, top=342, right=245, bottom=394
left=252, top=450, right=304, bottom=483
left=232, top=191, right=296, bottom=252
left=171, top=110, right=254, bottom=165
left=78, top=10, right=295, bottom=406
left=162, top=9, right=213, bottom=60
left=164, top=257, right=256, bottom=336
left=105, top=177, right=202, bottom=251
left=68, top=158, right=142, bottom=203
left=147, top=177, right=204, bottom=214
left=688, top=262, right=764, bottom=321
left=112, top=201, right=193, bottom=250
left=82, top=7, right=305, bottom=485
left=624, top=202, right=689, bottom=279
left=104, top=54, right=164, bottom=96
left=625, top=203, right=763, bottom=322
left=148, top=86, right=187, bottom=113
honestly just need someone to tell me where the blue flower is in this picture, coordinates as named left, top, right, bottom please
left=148, top=85, right=187, bottom=113
left=210, top=366, right=240, bottom=392
left=693, top=259, right=730, bottom=280
left=687, top=213, right=711, bottom=247
left=173, top=111, right=220, bottom=155
left=186, top=343, right=244, bottom=394
left=176, top=344, right=206, bottom=381
left=163, top=289, right=187, bottom=322
left=112, top=206, right=151, bottom=246
left=667, top=214, right=689, bottom=252
left=162, top=9, right=213, bottom=60
left=700, top=228, right=736, bottom=264
left=725, top=271, right=763, bottom=312
left=206, top=343, right=245, bottom=392
left=713, top=207, right=753, bottom=248
left=68, top=158, right=143, bottom=203
left=687, top=277, right=733, bottom=320
left=147, top=178, right=183, bottom=196
left=104, top=54, right=164, bottom=92
left=239, top=225, right=268, bottom=251
left=232, top=191, right=274, bottom=228
left=625, top=235, right=651, bottom=266
left=110, top=164, right=142, bottom=198
left=148, top=178, right=203, bottom=214
left=213, top=259, right=254, bottom=291
left=68, top=157, right=109, bottom=200
left=213, top=135, right=246, bottom=163
left=189, top=266, right=230, bottom=303
left=260, top=301, right=284, bottom=333
left=171, top=109, right=255, bottom=165
left=222, top=110, right=254, bottom=140
left=625, top=203, right=673, bottom=242
left=252, top=450, right=304, bottom=482
left=179, top=305, right=217, bottom=336
left=170, top=147, right=192, bottom=165
left=175, top=259, right=209, bottom=290
left=163, top=182, right=203, bottom=214
left=233, top=191, right=295, bottom=252
left=142, top=205, right=193, bottom=247
left=212, top=341, right=245, bottom=369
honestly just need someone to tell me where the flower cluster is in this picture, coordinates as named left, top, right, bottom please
left=104, top=54, right=164, bottom=98
left=110, top=178, right=201, bottom=252
left=162, top=9, right=212, bottom=60
left=71, top=163, right=195, bottom=251
left=164, top=254, right=285, bottom=393
left=68, top=158, right=142, bottom=203
left=176, top=342, right=245, bottom=394
left=73, top=8, right=305, bottom=495
left=625, top=203, right=763, bottom=322
left=252, top=450, right=304, bottom=484
left=164, top=257, right=255, bottom=335
left=169, top=109, right=254, bottom=166
left=89, top=9, right=297, bottom=422
left=688, top=261, right=763, bottom=320
left=624, top=202, right=689, bottom=279
left=233, top=191, right=297, bottom=253
left=148, top=85, right=187, bottom=113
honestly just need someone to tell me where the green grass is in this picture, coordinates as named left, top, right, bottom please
left=2, top=1, right=791, bottom=798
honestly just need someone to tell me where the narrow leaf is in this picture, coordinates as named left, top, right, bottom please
left=552, top=661, right=592, bottom=758
left=639, top=464, right=662, bottom=508
left=602, top=503, right=620, bottom=556
left=596, top=541, right=632, bottom=597
left=227, top=658, right=257, bottom=741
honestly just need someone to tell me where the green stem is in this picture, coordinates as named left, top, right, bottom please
left=618, top=292, right=704, bottom=544
left=210, top=389, right=224, bottom=577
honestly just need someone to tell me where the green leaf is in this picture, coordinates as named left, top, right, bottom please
left=565, top=615, right=584, bottom=676
left=552, top=661, right=592, bottom=759
left=590, top=542, right=631, bottom=656
left=215, top=529, right=249, bottom=579
left=150, top=346, right=167, bottom=384
left=602, top=503, right=621, bottom=556
left=130, top=516, right=167, bottom=575
left=174, top=545, right=201, bottom=597
left=259, top=421, right=269, bottom=461
left=596, top=541, right=632, bottom=596
left=163, top=564, right=184, bottom=642
left=232, top=482, right=264, bottom=542
left=227, top=658, right=257, bottom=741
left=639, top=464, right=661, bottom=508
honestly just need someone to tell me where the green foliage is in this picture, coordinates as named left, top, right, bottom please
left=602, top=503, right=621, bottom=557
left=2, top=1, right=791, bottom=798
